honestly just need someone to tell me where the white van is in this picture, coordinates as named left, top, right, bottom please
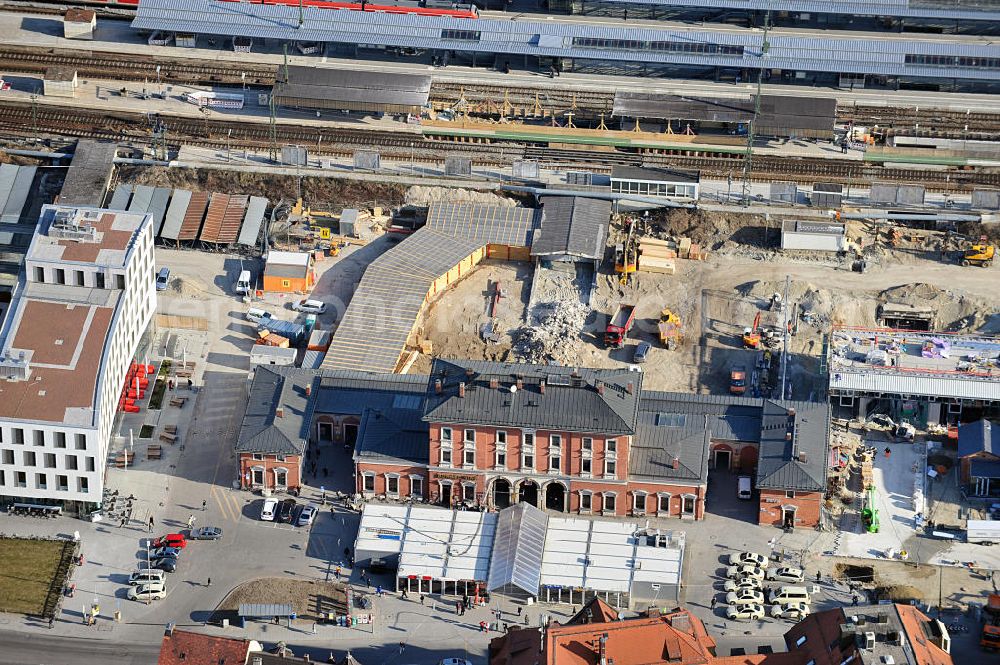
left=738, top=476, right=752, bottom=500
left=245, top=307, right=272, bottom=324
left=129, top=568, right=166, bottom=585
left=234, top=270, right=252, bottom=294
left=768, top=586, right=811, bottom=606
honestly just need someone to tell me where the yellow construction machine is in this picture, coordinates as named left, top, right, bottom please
left=658, top=308, right=684, bottom=350
left=961, top=244, right=995, bottom=268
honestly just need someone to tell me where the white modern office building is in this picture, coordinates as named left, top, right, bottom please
left=0, top=205, right=155, bottom=511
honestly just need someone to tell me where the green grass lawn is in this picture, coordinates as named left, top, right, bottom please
left=0, top=538, right=68, bottom=615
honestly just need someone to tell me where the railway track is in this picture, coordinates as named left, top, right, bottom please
left=1, top=99, right=997, bottom=189
left=0, top=45, right=276, bottom=86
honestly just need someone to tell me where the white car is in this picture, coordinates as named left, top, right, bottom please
left=439, top=660, right=473, bottom=665
left=771, top=602, right=810, bottom=620
left=293, top=299, right=326, bottom=314
left=766, top=566, right=805, bottom=583
left=260, top=498, right=278, bottom=521
left=128, top=581, right=166, bottom=601
left=726, top=564, right=765, bottom=581
left=728, top=551, right=768, bottom=567
left=726, top=588, right=765, bottom=607
left=723, top=576, right=762, bottom=593
left=726, top=604, right=764, bottom=621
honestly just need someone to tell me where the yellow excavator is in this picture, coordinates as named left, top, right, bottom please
left=658, top=308, right=684, bottom=350
left=961, top=244, right=995, bottom=268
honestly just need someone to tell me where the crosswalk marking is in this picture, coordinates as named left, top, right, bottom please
left=211, top=485, right=242, bottom=522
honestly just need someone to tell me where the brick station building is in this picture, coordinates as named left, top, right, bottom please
left=238, top=359, right=830, bottom=527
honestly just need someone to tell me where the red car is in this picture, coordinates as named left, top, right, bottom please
left=151, top=533, right=187, bottom=549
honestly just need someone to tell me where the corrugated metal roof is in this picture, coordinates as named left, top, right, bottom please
left=488, top=503, right=548, bottom=595
left=235, top=366, right=313, bottom=455
left=218, top=194, right=248, bottom=244
left=237, top=195, right=267, bottom=247
left=829, top=369, right=1000, bottom=401
left=612, top=166, right=700, bottom=184
left=0, top=165, right=19, bottom=220
left=160, top=189, right=191, bottom=241
left=238, top=603, right=294, bottom=617
left=132, top=0, right=1000, bottom=80
left=533, top=197, right=610, bottom=260
left=127, top=184, right=155, bottom=215
left=356, top=406, right=429, bottom=464
left=580, top=0, right=1000, bottom=21
left=147, top=187, right=171, bottom=237
left=274, top=65, right=431, bottom=108
left=755, top=400, right=829, bottom=491
left=958, top=419, right=998, bottom=458
left=300, top=349, right=325, bottom=369
left=107, top=185, right=133, bottom=211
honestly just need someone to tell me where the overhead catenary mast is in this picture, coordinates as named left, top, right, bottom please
left=741, top=11, right=771, bottom=207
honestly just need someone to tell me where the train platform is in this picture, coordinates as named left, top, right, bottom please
left=1, top=10, right=1000, bottom=113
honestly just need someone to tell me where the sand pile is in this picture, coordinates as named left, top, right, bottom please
left=405, top=186, right=515, bottom=207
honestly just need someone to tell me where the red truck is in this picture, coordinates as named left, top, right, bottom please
left=605, top=303, right=636, bottom=349
left=730, top=365, right=747, bottom=395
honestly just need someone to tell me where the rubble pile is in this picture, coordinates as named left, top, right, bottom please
left=511, top=299, right=590, bottom=364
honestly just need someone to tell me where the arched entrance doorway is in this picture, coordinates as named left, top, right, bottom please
left=518, top=480, right=539, bottom=507
left=493, top=478, right=513, bottom=509
left=544, top=482, right=566, bottom=512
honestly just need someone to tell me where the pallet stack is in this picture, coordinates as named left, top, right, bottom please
left=637, top=236, right=708, bottom=274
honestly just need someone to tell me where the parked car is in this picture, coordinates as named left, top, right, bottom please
left=723, top=576, right=762, bottom=593
left=129, top=569, right=166, bottom=586
left=726, top=564, right=765, bottom=581
left=293, top=299, right=327, bottom=314
left=260, top=498, right=278, bottom=521
left=633, top=341, right=651, bottom=363
left=155, top=267, right=170, bottom=291
left=151, top=534, right=187, bottom=549
left=728, top=551, right=768, bottom=567
left=771, top=602, right=810, bottom=620
left=766, top=566, right=805, bottom=583
left=726, top=588, right=765, bottom=607
left=277, top=498, right=297, bottom=523
left=150, top=546, right=182, bottom=559
left=149, top=556, right=178, bottom=573
left=296, top=504, right=317, bottom=527
left=726, top=604, right=764, bottom=621
left=439, top=659, right=473, bottom=665
left=190, top=526, right=223, bottom=540
left=768, top=586, right=811, bottom=606
left=128, top=581, right=166, bottom=601
left=246, top=307, right=273, bottom=325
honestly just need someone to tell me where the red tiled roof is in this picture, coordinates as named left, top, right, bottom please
left=896, top=605, right=953, bottom=665
left=158, top=629, right=250, bottom=665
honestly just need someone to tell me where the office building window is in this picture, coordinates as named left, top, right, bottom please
left=15, top=471, right=26, bottom=488
left=65, top=455, right=78, bottom=471
left=78, top=477, right=89, bottom=493
left=33, top=430, right=44, bottom=446
left=54, top=432, right=66, bottom=448
left=410, top=475, right=423, bottom=497
left=35, top=473, right=47, bottom=489
left=362, top=473, right=375, bottom=492
left=74, top=433, right=86, bottom=450
left=44, top=453, right=56, bottom=468
left=464, top=429, right=476, bottom=444
left=603, top=493, right=616, bottom=513
left=579, top=491, right=592, bottom=513
left=582, top=437, right=592, bottom=451
left=581, top=457, right=591, bottom=475
left=441, top=447, right=452, bottom=467
left=386, top=475, right=400, bottom=496
left=55, top=268, right=66, bottom=285
left=34, top=266, right=44, bottom=283
left=1, top=450, right=13, bottom=465
left=521, top=450, right=534, bottom=471
left=495, top=447, right=507, bottom=469
left=658, top=493, right=671, bottom=514
left=606, top=438, right=617, bottom=453
left=23, top=451, right=35, bottom=467
left=13, top=428, right=24, bottom=445
left=605, top=459, right=617, bottom=478
left=86, top=457, right=95, bottom=472
left=461, top=482, right=476, bottom=503
left=56, top=475, right=68, bottom=491
left=441, top=428, right=453, bottom=443
left=464, top=442, right=476, bottom=468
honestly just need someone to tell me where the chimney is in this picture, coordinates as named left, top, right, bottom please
left=516, top=377, right=523, bottom=390
left=459, top=382, right=466, bottom=398
left=164, top=622, right=175, bottom=636
left=435, top=379, right=442, bottom=394
left=785, top=431, right=792, bottom=441
left=489, top=377, right=499, bottom=389
left=275, top=407, right=284, bottom=419
left=597, top=382, right=605, bottom=395
left=672, top=457, right=680, bottom=469
left=465, top=368, right=475, bottom=379
left=539, top=380, right=546, bottom=394
left=787, top=408, right=796, bottom=417
left=305, top=384, right=312, bottom=396
left=571, top=368, right=580, bottom=378
left=303, top=655, right=311, bottom=664
left=626, top=381, right=634, bottom=395
left=798, top=452, right=808, bottom=463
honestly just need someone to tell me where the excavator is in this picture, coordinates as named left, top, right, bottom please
left=658, top=308, right=684, bottom=350
left=743, top=312, right=762, bottom=349
left=961, top=244, right=995, bottom=268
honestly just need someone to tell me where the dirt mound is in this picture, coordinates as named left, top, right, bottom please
left=405, top=186, right=516, bottom=207
left=878, top=283, right=947, bottom=304
left=216, top=577, right=347, bottom=622
left=511, top=300, right=590, bottom=364
left=647, top=208, right=767, bottom=251
left=875, top=584, right=924, bottom=602
left=116, top=166, right=406, bottom=208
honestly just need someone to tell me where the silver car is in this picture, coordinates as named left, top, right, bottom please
left=190, top=526, right=223, bottom=540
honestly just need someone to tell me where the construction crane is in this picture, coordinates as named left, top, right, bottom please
left=740, top=11, right=770, bottom=207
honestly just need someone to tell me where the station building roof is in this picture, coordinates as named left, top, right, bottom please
left=584, top=0, right=1000, bottom=22
left=131, top=0, right=1000, bottom=81
left=273, top=66, right=431, bottom=112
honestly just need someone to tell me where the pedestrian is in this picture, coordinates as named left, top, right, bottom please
left=335, top=566, right=341, bottom=581
left=517, top=605, right=522, bottom=616
left=623, top=8, right=627, bottom=21
left=366, top=577, right=371, bottom=589
left=852, top=593, right=859, bottom=606
left=48, top=617, right=54, bottom=629
left=202, top=500, right=207, bottom=511
left=187, top=514, right=195, bottom=528
left=523, top=613, right=529, bottom=626
left=884, top=447, right=891, bottom=460
left=711, top=596, right=718, bottom=610
left=119, top=517, right=125, bottom=528
left=207, top=577, right=212, bottom=587
left=398, top=642, right=405, bottom=655
left=456, top=601, right=461, bottom=615
left=148, top=516, right=154, bottom=533
left=401, top=588, right=408, bottom=600
left=816, top=570, right=822, bottom=582
left=376, top=584, right=383, bottom=597
left=420, top=593, right=425, bottom=605
left=479, top=620, right=487, bottom=633
left=187, top=378, right=193, bottom=389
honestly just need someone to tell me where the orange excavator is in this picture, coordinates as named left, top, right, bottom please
left=743, top=312, right=762, bottom=349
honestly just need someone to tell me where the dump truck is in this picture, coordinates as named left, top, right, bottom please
left=605, top=303, right=636, bottom=349
left=982, top=593, right=1000, bottom=651
left=658, top=308, right=684, bottom=350
left=729, top=365, right=747, bottom=395
left=962, top=244, right=995, bottom=267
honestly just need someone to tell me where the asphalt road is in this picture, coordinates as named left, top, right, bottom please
left=0, top=629, right=159, bottom=665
